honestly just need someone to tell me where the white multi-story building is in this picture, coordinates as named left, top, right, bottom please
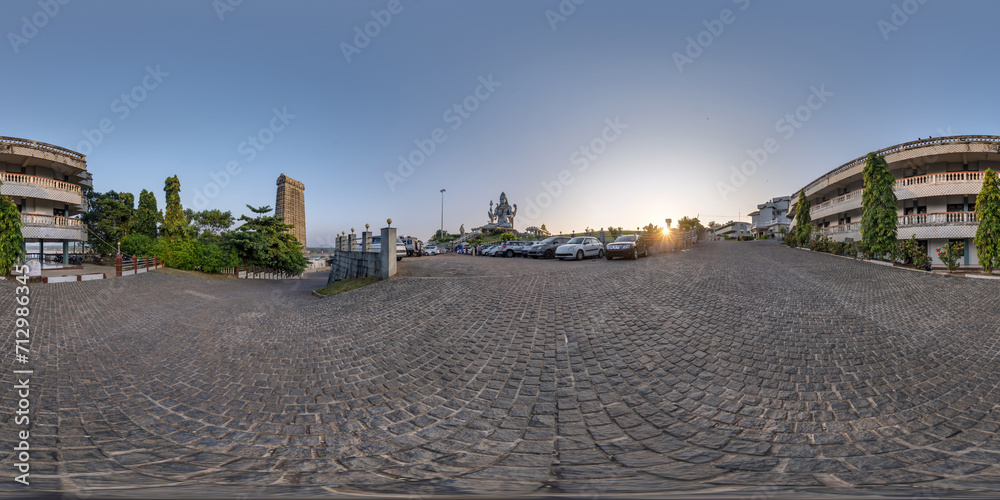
left=0, top=137, right=91, bottom=263
left=750, top=196, right=791, bottom=238
left=789, top=135, right=1000, bottom=268
left=713, top=220, right=751, bottom=239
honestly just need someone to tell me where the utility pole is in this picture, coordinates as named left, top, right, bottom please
left=440, top=188, right=446, bottom=241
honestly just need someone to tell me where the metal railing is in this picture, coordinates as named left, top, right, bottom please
left=810, top=171, right=986, bottom=216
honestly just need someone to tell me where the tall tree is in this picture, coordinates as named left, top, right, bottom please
left=186, top=209, right=234, bottom=237
left=162, top=175, right=186, bottom=238
left=974, top=168, right=1000, bottom=273
left=81, top=189, right=134, bottom=255
left=0, top=180, right=25, bottom=274
left=861, top=153, right=898, bottom=259
left=794, top=189, right=812, bottom=245
left=226, top=205, right=305, bottom=274
left=131, top=189, right=162, bottom=239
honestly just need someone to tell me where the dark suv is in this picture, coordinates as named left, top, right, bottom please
left=526, top=236, right=571, bottom=259
left=605, top=233, right=647, bottom=260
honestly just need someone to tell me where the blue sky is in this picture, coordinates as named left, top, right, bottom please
left=5, top=0, right=1000, bottom=245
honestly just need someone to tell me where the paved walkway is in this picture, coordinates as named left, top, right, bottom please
left=2, top=242, right=1000, bottom=498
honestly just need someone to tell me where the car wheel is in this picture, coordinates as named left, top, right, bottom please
left=631, top=248, right=638, bottom=260
left=397, top=256, right=403, bottom=261
left=576, top=250, right=583, bottom=261
left=606, top=254, right=613, bottom=260
left=598, top=249, right=605, bottom=258
left=506, top=250, right=514, bottom=258
left=544, top=249, right=554, bottom=259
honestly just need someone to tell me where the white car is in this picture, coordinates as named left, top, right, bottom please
left=555, top=236, right=605, bottom=260
left=424, top=245, right=439, bottom=255
left=368, top=236, right=407, bottom=261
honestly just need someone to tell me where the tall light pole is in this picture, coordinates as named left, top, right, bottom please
left=440, top=188, right=446, bottom=241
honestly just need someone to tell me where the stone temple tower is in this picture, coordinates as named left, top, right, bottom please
left=275, top=174, right=306, bottom=247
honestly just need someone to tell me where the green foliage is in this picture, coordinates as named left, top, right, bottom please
left=808, top=234, right=831, bottom=253
left=226, top=205, right=306, bottom=274
left=0, top=180, right=25, bottom=274
left=120, top=234, right=155, bottom=257
left=893, top=234, right=931, bottom=270
left=861, top=153, right=898, bottom=259
left=794, top=190, right=811, bottom=244
left=642, top=223, right=662, bottom=234
left=81, top=189, right=135, bottom=256
left=974, top=168, right=1000, bottom=273
left=499, top=232, right=518, bottom=242
left=187, top=209, right=234, bottom=237
left=783, top=230, right=798, bottom=248
left=157, top=236, right=237, bottom=273
left=131, top=189, right=162, bottom=239
left=162, top=175, right=186, bottom=238
left=936, top=241, right=966, bottom=273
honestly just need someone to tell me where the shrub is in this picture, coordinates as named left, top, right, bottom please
left=120, top=233, right=156, bottom=257
left=936, top=241, right=965, bottom=273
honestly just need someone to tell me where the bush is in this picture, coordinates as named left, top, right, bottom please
left=120, top=233, right=156, bottom=257
left=936, top=241, right=965, bottom=273
left=157, top=236, right=237, bottom=273
left=784, top=231, right=799, bottom=248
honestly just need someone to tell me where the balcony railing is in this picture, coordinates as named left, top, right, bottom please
left=802, top=135, right=1000, bottom=194
left=0, top=136, right=86, bottom=161
left=1, top=172, right=83, bottom=194
left=20, top=213, right=84, bottom=227
left=817, top=212, right=978, bottom=236
left=809, top=171, right=985, bottom=217
left=899, top=211, right=978, bottom=226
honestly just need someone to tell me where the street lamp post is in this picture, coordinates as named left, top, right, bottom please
left=440, top=188, right=446, bottom=242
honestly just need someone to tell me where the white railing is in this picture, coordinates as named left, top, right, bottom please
left=1, top=172, right=83, bottom=194
left=810, top=171, right=986, bottom=217
left=817, top=222, right=861, bottom=235
left=898, top=211, right=978, bottom=226
left=20, top=213, right=84, bottom=227
left=802, top=135, right=1000, bottom=194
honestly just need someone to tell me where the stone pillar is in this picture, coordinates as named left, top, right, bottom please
left=380, top=227, right=397, bottom=280
left=600, top=230, right=605, bottom=244
left=62, top=240, right=69, bottom=265
left=348, top=234, right=357, bottom=252
left=361, top=231, right=372, bottom=252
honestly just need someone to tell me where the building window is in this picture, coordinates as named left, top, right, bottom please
left=947, top=204, right=964, bottom=213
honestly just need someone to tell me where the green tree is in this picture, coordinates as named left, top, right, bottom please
left=0, top=180, right=25, bottom=274
left=162, top=175, right=186, bottom=238
left=642, top=222, right=662, bottom=233
left=861, top=153, right=898, bottom=259
left=225, top=205, right=306, bottom=274
left=81, top=189, right=134, bottom=255
left=131, top=189, right=162, bottom=239
left=794, top=189, right=812, bottom=246
left=974, top=168, right=1000, bottom=273
left=187, top=209, right=234, bottom=237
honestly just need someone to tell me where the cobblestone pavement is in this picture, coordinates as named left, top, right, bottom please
left=2, top=241, right=1000, bottom=498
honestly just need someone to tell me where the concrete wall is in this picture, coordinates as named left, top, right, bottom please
left=326, top=250, right=382, bottom=285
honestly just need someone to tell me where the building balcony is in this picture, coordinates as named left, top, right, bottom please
left=0, top=136, right=87, bottom=172
left=20, top=213, right=88, bottom=241
left=815, top=212, right=979, bottom=240
left=810, top=171, right=985, bottom=220
left=0, top=172, right=85, bottom=208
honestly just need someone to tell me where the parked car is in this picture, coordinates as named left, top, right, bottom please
left=485, top=244, right=501, bottom=257
left=369, top=236, right=407, bottom=261
left=555, top=236, right=605, bottom=260
left=497, top=240, right=526, bottom=258
left=605, top=234, right=648, bottom=260
left=424, top=245, right=439, bottom=255
left=521, top=241, right=538, bottom=257
left=527, top=236, right=571, bottom=259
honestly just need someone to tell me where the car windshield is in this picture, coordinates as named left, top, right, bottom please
left=615, top=235, right=636, bottom=242
left=566, top=237, right=585, bottom=244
